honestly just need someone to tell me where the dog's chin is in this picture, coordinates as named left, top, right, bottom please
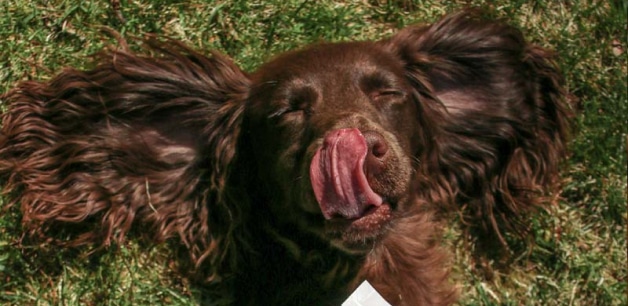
left=325, top=203, right=393, bottom=254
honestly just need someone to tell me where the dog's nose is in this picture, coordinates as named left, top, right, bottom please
left=362, top=131, right=389, bottom=173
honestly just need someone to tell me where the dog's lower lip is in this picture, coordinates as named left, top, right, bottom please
left=323, top=203, right=392, bottom=253
left=325, top=203, right=392, bottom=232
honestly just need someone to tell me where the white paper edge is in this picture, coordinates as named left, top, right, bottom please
left=342, top=280, right=392, bottom=306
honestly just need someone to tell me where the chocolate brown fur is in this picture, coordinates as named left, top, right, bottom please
left=0, top=11, right=569, bottom=305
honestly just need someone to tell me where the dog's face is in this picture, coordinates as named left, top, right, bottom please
left=245, top=42, right=424, bottom=252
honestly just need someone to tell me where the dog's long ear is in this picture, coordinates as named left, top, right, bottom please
left=382, top=11, right=571, bottom=243
left=0, top=38, right=249, bottom=276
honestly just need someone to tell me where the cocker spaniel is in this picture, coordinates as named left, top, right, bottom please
left=0, top=11, right=570, bottom=305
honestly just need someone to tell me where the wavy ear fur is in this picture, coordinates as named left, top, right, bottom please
left=0, top=39, right=249, bottom=277
left=384, top=11, right=571, bottom=243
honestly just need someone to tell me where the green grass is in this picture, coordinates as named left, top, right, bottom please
left=1, top=0, right=626, bottom=305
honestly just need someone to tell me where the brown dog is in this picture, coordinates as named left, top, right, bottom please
left=0, top=11, right=570, bottom=305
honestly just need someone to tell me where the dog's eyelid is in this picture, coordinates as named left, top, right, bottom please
left=268, top=107, right=290, bottom=119
left=380, top=89, right=405, bottom=96
left=267, top=101, right=309, bottom=119
left=275, top=86, right=316, bottom=116
left=370, top=89, right=406, bottom=100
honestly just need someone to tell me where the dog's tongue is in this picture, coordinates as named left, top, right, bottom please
left=310, top=128, right=383, bottom=219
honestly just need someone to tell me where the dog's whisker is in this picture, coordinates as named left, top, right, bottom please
left=145, top=178, right=157, bottom=213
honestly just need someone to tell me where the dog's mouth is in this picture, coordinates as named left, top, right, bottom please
left=309, top=128, right=394, bottom=251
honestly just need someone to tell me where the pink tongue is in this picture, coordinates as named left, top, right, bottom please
left=310, top=128, right=383, bottom=219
